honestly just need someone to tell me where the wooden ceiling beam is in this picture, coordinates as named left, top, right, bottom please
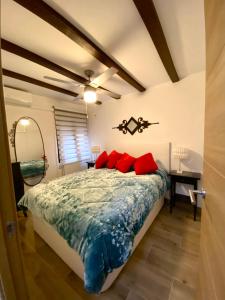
left=13, top=0, right=145, bottom=92
left=2, top=69, right=79, bottom=98
left=1, top=39, right=121, bottom=99
left=1, top=39, right=87, bottom=84
left=133, top=0, right=179, bottom=82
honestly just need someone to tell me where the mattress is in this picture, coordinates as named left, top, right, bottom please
left=19, top=168, right=169, bottom=293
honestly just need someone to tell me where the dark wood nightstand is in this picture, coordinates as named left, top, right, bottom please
left=170, top=170, right=201, bottom=221
left=86, top=161, right=95, bottom=169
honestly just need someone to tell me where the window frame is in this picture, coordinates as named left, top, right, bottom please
left=53, top=107, right=91, bottom=165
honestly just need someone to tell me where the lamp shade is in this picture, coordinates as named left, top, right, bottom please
left=91, top=145, right=100, bottom=154
left=91, top=145, right=100, bottom=163
left=172, top=147, right=188, bottom=160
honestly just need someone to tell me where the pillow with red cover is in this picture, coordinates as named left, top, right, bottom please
left=107, top=150, right=123, bottom=169
left=134, top=153, right=158, bottom=175
left=116, top=153, right=136, bottom=173
left=95, top=151, right=108, bottom=169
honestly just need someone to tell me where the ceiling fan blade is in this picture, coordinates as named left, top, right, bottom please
left=72, top=85, right=85, bottom=94
left=74, top=96, right=102, bottom=105
left=43, top=75, right=82, bottom=87
left=97, top=87, right=121, bottom=100
left=73, top=96, right=83, bottom=101
left=43, top=75, right=73, bottom=84
left=89, top=67, right=118, bottom=88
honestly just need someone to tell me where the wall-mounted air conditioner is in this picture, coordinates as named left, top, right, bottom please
left=3, top=86, right=32, bottom=107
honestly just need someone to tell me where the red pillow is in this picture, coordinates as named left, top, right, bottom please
left=134, top=153, right=158, bottom=175
left=107, top=150, right=123, bottom=169
left=95, top=151, right=108, bottom=169
left=116, top=153, right=136, bottom=173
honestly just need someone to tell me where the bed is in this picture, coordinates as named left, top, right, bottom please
left=18, top=143, right=171, bottom=294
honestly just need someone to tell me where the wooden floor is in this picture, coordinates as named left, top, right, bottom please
left=18, top=201, right=201, bottom=300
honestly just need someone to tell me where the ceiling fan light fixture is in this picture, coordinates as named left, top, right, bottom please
left=84, top=85, right=97, bottom=103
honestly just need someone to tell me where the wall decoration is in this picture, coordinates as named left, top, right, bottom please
left=112, top=117, right=159, bottom=135
left=8, top=121, right=17, bottom=147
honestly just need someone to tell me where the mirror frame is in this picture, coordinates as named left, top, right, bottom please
left=9, top=116, right=46, bottom=186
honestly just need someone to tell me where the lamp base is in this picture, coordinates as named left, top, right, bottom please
left=176, top=170, right=183, bottom=174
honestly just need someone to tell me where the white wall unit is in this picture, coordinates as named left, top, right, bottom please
left=88, top=71, right=205, bottom=198
left=4, top=86, right=32, bottom=107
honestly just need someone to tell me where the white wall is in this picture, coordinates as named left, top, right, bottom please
left=88, top=71, right=205, bottom=197
left=5, top=93, right=86, bottom=182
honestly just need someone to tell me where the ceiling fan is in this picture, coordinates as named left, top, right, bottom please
left=44, top=68, right=120, bottom=105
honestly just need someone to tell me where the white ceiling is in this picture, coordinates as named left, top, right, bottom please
left=1, top=0, right=205, bottom=102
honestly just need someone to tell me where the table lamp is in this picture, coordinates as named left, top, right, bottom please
left=172, top=147, right=188, bottom=174
left=91, top=145, right=100, bottom=162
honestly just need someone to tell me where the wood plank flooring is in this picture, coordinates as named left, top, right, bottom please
left=18, top=201, right=200, bottom=300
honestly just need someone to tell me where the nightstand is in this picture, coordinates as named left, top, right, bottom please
left=86, top=161, right=95, bottom=169
left=170, top=170, right=201, bottom=221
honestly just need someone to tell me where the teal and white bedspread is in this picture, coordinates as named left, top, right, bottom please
left=20, top=160, right=45, bottom=178
left=18, top=168, right=169, bottom=293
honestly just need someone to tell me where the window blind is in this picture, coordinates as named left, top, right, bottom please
left=53, top=107, right=91, bottom=164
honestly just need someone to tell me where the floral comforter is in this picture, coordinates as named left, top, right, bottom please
left=19, top=168, right=169, bottom=293
left=20, top=160, right=45, bottom=178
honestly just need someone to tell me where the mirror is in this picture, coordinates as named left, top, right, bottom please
left=12, top=117, right=46, bottom=186
left=127, top=119, right=138, bottom=134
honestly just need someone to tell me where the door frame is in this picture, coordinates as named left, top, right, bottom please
left=0, top=41, right=29, bottom=299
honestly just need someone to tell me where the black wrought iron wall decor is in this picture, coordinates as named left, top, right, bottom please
left=112, top=117, right=159, bottom=135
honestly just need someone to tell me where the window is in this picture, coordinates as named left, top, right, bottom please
left=53, top=107, right=91, bottom=164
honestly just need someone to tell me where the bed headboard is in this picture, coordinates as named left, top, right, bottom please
left=106, top=142, right=171, bottom=172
